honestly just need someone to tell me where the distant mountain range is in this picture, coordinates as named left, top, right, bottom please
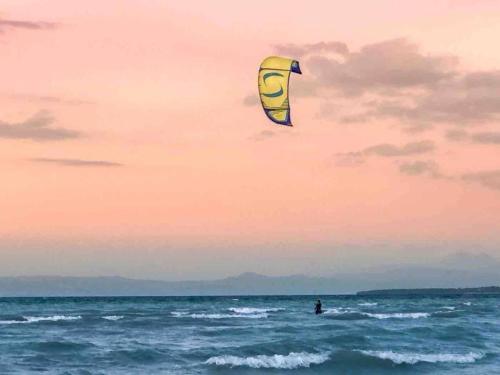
left=1, top=252, right=499, bottom=296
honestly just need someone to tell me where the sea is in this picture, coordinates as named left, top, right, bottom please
left=0, top=295, right=499, bottom=374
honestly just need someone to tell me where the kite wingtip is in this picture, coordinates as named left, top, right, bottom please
left=291, top=61, right=302, bottom=74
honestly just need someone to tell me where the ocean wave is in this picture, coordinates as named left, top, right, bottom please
left=0, top=315, right=81, bottom=324
left=25, top=315, right=82, bottom=323
left=443, top=306, right=456, bottom=310
left=358, top=302, right=378, bottom=306
left=171, top=311, right=268, bottom=319
left=324, top=308, right=370, bottom=320
left=324, top=308, right=344, bottom=314
left=206, top=351, right=330, bottom=369
left=30, top=340, right=94, bottom=352
left=103, top=315, right=124, bottom=321
left=324, top=309, right=428, bottom=320
left=228, top=307, right=284, bottom=314
left=359, top=350, right=484, bottom=364
left=191, top=313, right=268, bottom=319
left=432, top=310, right=463, bottom=318
left=364, top=312, right=429, bottom=319
left=324, top=307, right=356, bottom=314
left=171, top=311, right=189, bottom=317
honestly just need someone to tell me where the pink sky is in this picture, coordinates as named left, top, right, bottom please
left=1, top=0, right=499, bottom=279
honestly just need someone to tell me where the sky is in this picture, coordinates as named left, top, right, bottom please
left=1, top=0, right=499, bottom=280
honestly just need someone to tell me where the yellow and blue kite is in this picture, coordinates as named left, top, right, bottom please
left=258, top=56, right=301, bottom=126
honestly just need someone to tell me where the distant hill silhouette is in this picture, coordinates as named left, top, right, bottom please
left=1, top=252, right=499, bottom=296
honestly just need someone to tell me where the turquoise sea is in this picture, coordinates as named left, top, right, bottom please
left=0, top=295, right=499, bottom=374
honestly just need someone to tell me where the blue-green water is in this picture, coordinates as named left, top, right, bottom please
left=0, top=295, right=499, bottom=374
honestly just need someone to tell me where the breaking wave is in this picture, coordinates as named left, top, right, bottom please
left=103, top=315, right=124, bottom=321
left=364, top=312, right=430, bottom=319
left=171, top=312, right=268, bottom=319
left=358, top=302, right=378, bottom=306
left=206, top=351, right=330, bottom=369
left=324, top=309, right=429, bottom=320
left=359, top=350, right=484, bottom=364
left=228, top=307, right=284, bottom=314
left=0, top=315, right=82, bottom=325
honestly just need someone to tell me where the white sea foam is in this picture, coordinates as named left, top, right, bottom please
left=25, top=315, right=82, bottom=323
left=323, top=308, right=426, bottom=319
left=103, top=315, right=124, bottom=321
left=171, top=311, right=189, bottom=317
left=0, top=315, right=81, bottom=324
left=206, top=351, right=330, bottom=369
left=358, top=302, right=378, bottom=306
left=228, top=307, right=284, bottom=314
left=190, top=313, right=268, bottom=319
left=443, top=306, right=456, bottom=310
left=172, top=309, right=269, bottom=319
left=0, top=320, right=23, bottom=325
left=364, top=312, right=429, bottom=319
left=323, top=308, right=345, bottom=314
left=360, top=350, right=484, bottom=364
left=324, top=307, right=356, bottom=314
left=463, top=302, right=472, bottom=306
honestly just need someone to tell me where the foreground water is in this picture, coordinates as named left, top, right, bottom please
left=0, top=295, right=499, bottom=374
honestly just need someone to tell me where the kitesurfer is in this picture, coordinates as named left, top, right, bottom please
left=315, top=299, right=323, bottom=315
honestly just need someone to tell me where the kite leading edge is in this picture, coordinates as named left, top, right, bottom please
left=258, top=56, right=301, bottom=126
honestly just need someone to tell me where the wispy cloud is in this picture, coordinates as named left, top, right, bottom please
left=0, top=111, right=81, bottom=141
left=336, top=140, right=435, bottom=167
left=30, top=158, right=122, bottom=167
left=0, top=19, right=57, bottom=33
left=243, top=94, right=259, bottom=106
left=279, top=38, right=500, bottom=130
left=275, top=41, right=349, bottom=58
left=285, top=39, right=456, bottom=97
left=446, top=129, right=500, bottom=144
left=337, top=140, right=435, bottom=165
left=399, top=160, right=444, bottom=178
left=361, top=140, right=436, bottom=157
left=3, top=93, right=92, bottom=106
left=249, top=130, right=276, bottom=142
left=462, top=170, right=500, bottom=191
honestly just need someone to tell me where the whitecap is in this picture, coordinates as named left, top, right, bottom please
left=442, top=306, right=456, bottom=310
left=323, top=307, right=356, bottom=314
left=360, top=350, right=484, bottom=364
left=228, top=307, right=284, bottom=314
left=0, top=315, right=82, bottom=324
left=358, top=302, right=378, bottom=307
left=171, top=311, right=189, bottom=317
left=206, top=351, right=330, bottom=369
left=363, top=312, right=429, bottom=319
left=321, top=307, right=429, bottom=319
left=323, top=308, right=345, bottom=315
left=190, top=313, right=268, bottom=319
left=463, top=302, right=472, bottom=306
left=24, top=315, right=82, bottom=323
left=102, top=315, right=124, bottom=321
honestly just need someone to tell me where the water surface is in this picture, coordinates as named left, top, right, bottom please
left=0, top=295, right=498, bottom=374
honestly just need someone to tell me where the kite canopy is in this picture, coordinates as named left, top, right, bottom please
left=258, top=56, right=301, bottom=126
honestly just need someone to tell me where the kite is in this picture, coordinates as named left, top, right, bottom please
left=258, top=56, right=301, bottom=126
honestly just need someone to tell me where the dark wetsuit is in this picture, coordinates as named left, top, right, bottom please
left=315, top=300, right=323, bottom=315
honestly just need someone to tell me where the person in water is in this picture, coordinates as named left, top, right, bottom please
left=315, top=299, right=323, bottom=314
